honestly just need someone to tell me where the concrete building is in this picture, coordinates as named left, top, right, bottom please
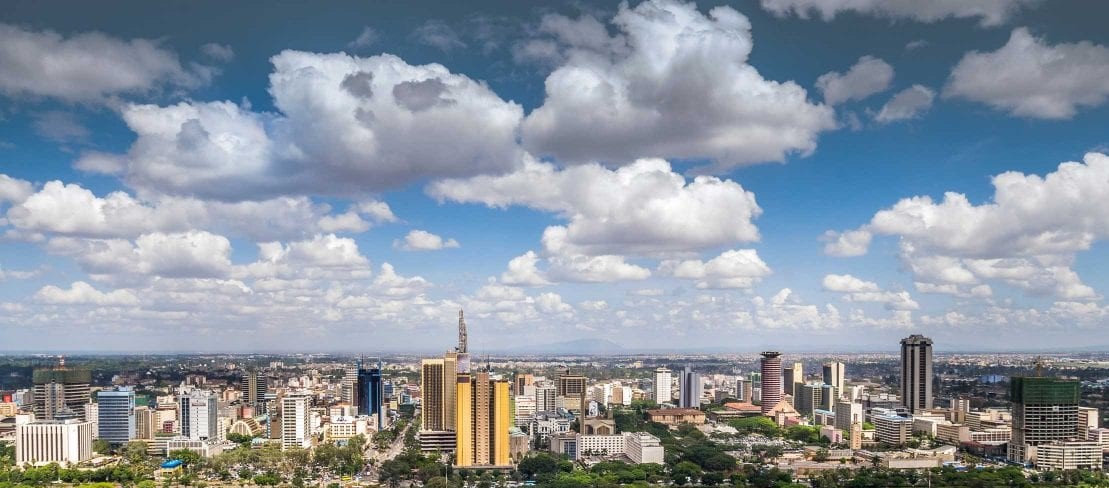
left=96, top=387, right=135, bottom=446
left=1034, top=440, right=1102, bottom=471
left=240, top=370, right=269, bottom=414
left=654, top=368, right=672, bottom=405
left=135, top=406, right=156, bottom=440
left=1079, top=407, right=1099, bottom=431
left=760, top=352, right=782, bottom=415
left=179, top=389, right=218, bottom=441
left=454, top=371, right=511, bottom=467
left=782, top=363, right=803, bottom=401
left=822, top=362, right=845, bottom=397
left=515, top=373, right=534, bottom=396
left=420, top=358, right=447, bottom=431
left=165, top=437, right=223, bottom=458
left=835, top=400, right=864, bottom=433
left=535, top=384, right=557, bottom=413
left=32, top=366, right=91, bottom=421
left=557, top=370, right=587, bottom=415
left=679, top=366, right=702, bottom=409
left=646, top=408, right=706, bottom=426
left=624, top=432, right=665, bottom=464
left=796, top=382, right=824, bottom=417
left=874, top=414, right=913, bottom=445
left=900, top=335, right=933, bottom=414
left=15, top=419, right=94, bottom=466
left=281, top=395, right=312, bottom=450
left=514, top=395, right=536, bottom=427
left=1008, top=376, right=1080, bottom=464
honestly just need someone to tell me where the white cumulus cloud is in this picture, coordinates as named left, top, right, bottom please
left=816, top=56, right=894, bottom=105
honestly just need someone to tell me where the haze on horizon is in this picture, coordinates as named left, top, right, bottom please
left=1, top=0, right=1109, bottom=352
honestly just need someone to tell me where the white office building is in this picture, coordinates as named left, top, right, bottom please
left=624, top=432, right=665, bottom=464
left=15, top=419, right=95, bottom=466
left=179, top=389, right=219, bottom=441
left=654, top=368, right=672, bottom=405
left=282, top=395, right=312, bottom=450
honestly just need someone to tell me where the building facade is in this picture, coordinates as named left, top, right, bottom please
left=240, top=371, right=269, bottom=414
left=32, top=367, right=91, bottom=421
left=179, top=389, right=218, bottom=441
left=15, top=419, right=94, bottom=466
left=760, top=352, right=782, bottom=414
left=654, top=368, right=672, bottom=405
left=679, top=366, right=702, bottom=409
left=96, top=387, right=135, bottom=446
left=281, top=395, right=312, bottom=450
left=1008, top=376, right=1080, bottom=464
left=900, top=335, right=933, bottom=414
left=454, top=371, right=511, bottom=467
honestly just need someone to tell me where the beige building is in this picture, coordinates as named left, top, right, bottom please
left=1034, top=441, right=1102, bottom=471
left=624, top=432, right=665, bottom=464
left=454, top=371, right=511, bottom=467
left=646, top=408, right=706, bottom=426
left=281, top=395, right=311, bottom=450
left=135, top=406, right=157, bottom=440
left=15, top=419, right=94, bottom=466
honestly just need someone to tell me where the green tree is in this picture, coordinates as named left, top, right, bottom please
left=92, top=439, right=112, bottom=455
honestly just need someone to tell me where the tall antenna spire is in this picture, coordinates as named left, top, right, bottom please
left=458, top=309, right=468, bottom=353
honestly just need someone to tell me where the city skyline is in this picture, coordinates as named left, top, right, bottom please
left=3, top=1, right=1109, bottom=352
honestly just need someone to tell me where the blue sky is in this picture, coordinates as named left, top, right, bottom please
left=1, top=0, right=1108, bottom=352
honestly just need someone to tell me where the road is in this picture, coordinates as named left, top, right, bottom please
left=360, top=420, right=413, bottom=481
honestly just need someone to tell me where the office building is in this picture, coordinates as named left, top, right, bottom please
left=96, top=387, right=135, bottom=446
left=240, top=370, right=269, bottom=414
left=420, top=359, right=447, bottom=431
left=514, top=395, right=536, bottom=427
left=1034, top=441, right=1101, bottom=471
left=135, top=406, right=156, bottom=440
left=340, top=364, right=357, bottom=404
left=281, top=395, right=312, bottom=450
left=782, top=362, right=802, bottom=401
left=874, top=414, right=913, bottom=445
left=356, top=359, right=384, bottom=429
left=15, top=419, right=94, bottom=466
left=900, top=335, right=933, bottom=413
left=1079, top=406, right=1099, bottom=431
left=834, top=400, right=863, bottom=433
left=32, top=364, right=91, bottom=421
left=454, top=371, right=511, bottom=467
left=679, top=366, right=702, bottom=409
left=557, top=370, right=587, bottom=414
left=179, top=389, right=218, bottom=441
left=822, top=362, right=845, bottom=397
left=795, top=382, right=824, bottom=417
left=535, top=384, right=557, bottom=412
left=654, top=367, right=672, bottom=405
left=1008, top=376, right=1080, bottom=464
left=624, top=432, right=665, bottom=464
left=760, top=352, right=782, bottom=414
left=515, top=373, right=534, bottom=396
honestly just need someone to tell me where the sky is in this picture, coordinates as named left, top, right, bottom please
left=1, top=0, right=1109, bottom=353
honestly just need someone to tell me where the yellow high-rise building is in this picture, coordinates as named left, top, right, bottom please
left=444, top=352, right=458, bottom=432
left=454, top=371, right=511, bottom=467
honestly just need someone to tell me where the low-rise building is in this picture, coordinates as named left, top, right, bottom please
left=15, top=419, right=94, bottom=466
left=873, top=414, right=912, bottom=445
left=624, top=432, right=664, bottom=464
left=1034, top=440, right=1102, bottom=471
left=646, top=408, right=705, bottom=426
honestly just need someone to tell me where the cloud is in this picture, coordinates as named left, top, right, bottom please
left=0, top=23, right=209, bottom=103
left=4, top=179, right=368, bottom=241
left=658, top=249, right=772, bottom=289
left=46, top=230, right=232, bottom=282
left=759, top=0, right=1038, bottom=27
left=828, top=152, right=1109, bottom=300
left=238, top=234, right=372, bottom=280
left=500, top=251, right=552, bottom=287
left=411, top=20, right=466, bottom=51
left=348, top=27, right=379, bottom=50
left=0, top=174, right=33, bottom=204
left=34, top=281, right=138, bottom=306
left=820, top=229, right=872, bottom=257
left=430, top=157, right=761, bottom=256
left=520, top=0, right=835, bottom=171
left=95, top=51, right=524, bottom=199
left=944, top=27, right=1109, bottom=119
left=32, top=111, right=90, bottom=143
left=874, top=85, right=935, bottom=123
left=200, top=43, right=235, bottom=62
left=822, top=273, right=920, bottom=310
left=816, top=56, right=894, bottom=105
left=393, top=230, right=460, bottom=251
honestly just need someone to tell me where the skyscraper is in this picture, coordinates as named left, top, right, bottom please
left=760, top=352, right=782, bottom=414
left=782, top=362, right=803, bottom=401
left=420, top=359, right=446, bottom=431
left=33, top=362, right=91, bottom=421
left=900, top=335, right=933, bottom=413
left=535, top=384, right=557, bottom=412
left=340, top=364, right=357, bottom=405
left=240, top=370, right=269, bottom=414
left=281, top=395, right=312, bottom=450
left=822, top=362, right=845, bottom=397
left=653, top=368, right=672, bottom=405
left=679, top=366, right=702, bottom=409
left=1008, top=376, right=1080, bottom=463
left=514, top=373, right=534, bottom=396
left=454, top=370, right=510, bottom=467
left=96, top=387, right=135, bottom=446
left=557, top=370, right=587, bottom=414
left=356, top=359, right=384, bottom=429
left=179, top=389, right=218, bottom=441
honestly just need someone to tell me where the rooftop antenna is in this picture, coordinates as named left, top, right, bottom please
left=458, top=309, right=468, bottom=353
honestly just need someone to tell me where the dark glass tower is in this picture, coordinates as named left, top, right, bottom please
left=357, top=359, right=384, bottom=429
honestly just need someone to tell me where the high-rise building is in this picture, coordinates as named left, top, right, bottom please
left=796, top=382, right=832, bottom=417
left=760, top=352, right=782, bottom=414
left=32, top=363, right=91, bottom=421
left=420, top=359, right=446, bottom=431
left=834, top=400, right=863, bottom=432
left=782, top=362, right=803, bottom=400
left=454, top=371, right=511, bottom=467
left=240, top=370, right=269, bottom=414
left=15, top=419, right=94, bottom=466
left=340, top=364, right=357, bottom=405
left=557, top=370, right=587, bottom=414
left=96, top=387, right=135, bottom=446
left=356, top=359, right=384, bottom=429
left=535, top=385, right=557, bottom=412
left=1079, top=407, right=1099, bottom=431
left=515, top=373, right=534, bottom=396
left=281, top=395, right=312, bottom=450
left=900, top=335, right=933, bottom=413
left=653, top=368, right=672, bottom=405
left=822, top=362, right=845, bottom=397
left=1008, top=376, right=1080, bottom=464
left=679, top=366, right=702, bottom=409
left=135, top=406, right=156, bottom=440
left=179, top=389, right=218, bottom=441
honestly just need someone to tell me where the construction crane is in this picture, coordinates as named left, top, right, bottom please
left=1033, top=356, right=1046, bottom=377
